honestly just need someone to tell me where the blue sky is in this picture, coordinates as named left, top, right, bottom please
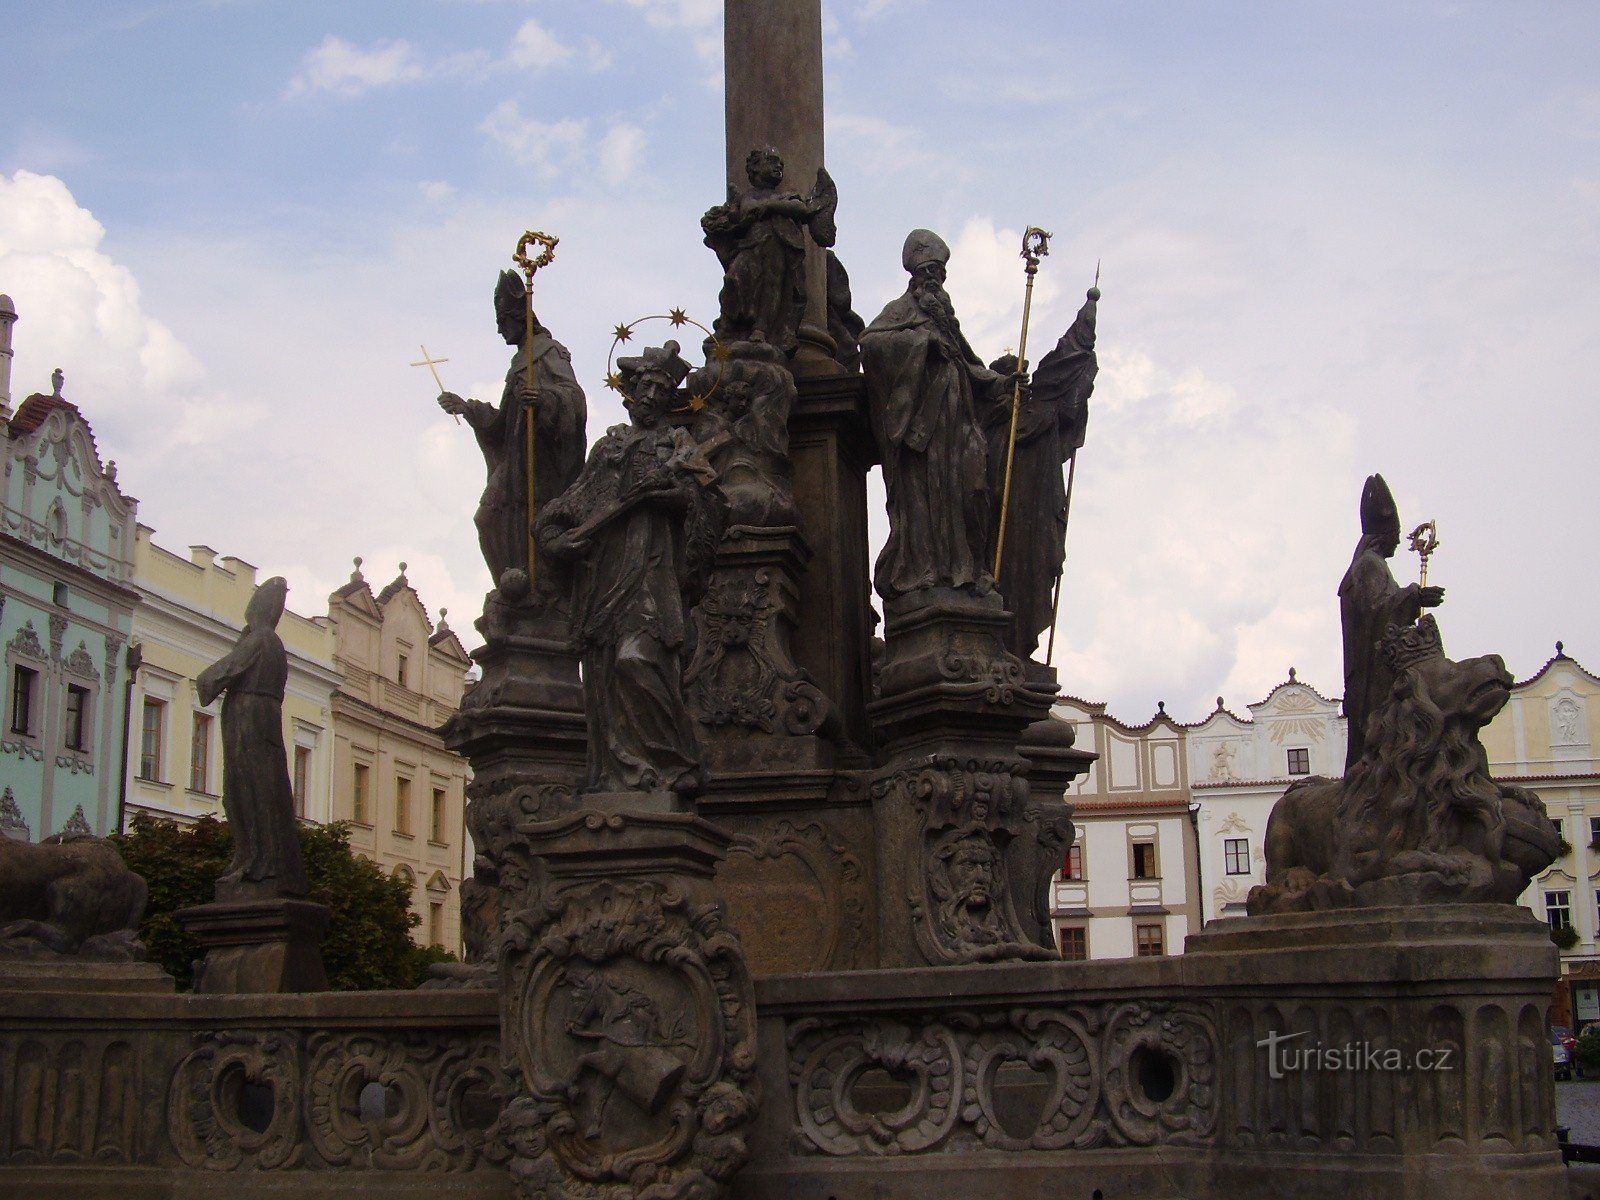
left=2, top=1, right=1597, bottom=720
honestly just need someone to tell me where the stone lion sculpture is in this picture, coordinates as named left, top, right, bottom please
left=1248, top=615, right=1560, bottom=915
left=0, top=833, right=148, bottom=960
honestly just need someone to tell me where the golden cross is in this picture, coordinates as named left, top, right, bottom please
left=411, top=345, right=457, bottom=423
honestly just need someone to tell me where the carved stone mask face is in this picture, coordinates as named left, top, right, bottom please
left=949, top=846, right=994, bottom=908
left=747, top=153, right=783, bottom=189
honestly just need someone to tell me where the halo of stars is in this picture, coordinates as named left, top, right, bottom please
left=604, top=309, right=725, bottom=412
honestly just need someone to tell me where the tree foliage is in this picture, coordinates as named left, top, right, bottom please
left=115, top=812, right=453, bottom=991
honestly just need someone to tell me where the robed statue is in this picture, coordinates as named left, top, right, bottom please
left=536, top=342, right=727, bottom=798
left=862, top=228, right=1016, bottom=604
left=196, top=577, right=309, bottom=901
left=702, top=147, right=838, bottom=357
left=439, top=270, right=587, bottom=606
left=1339, top=473, right=1444, bottom=769
left=984, top=286, right=1098, bottom=661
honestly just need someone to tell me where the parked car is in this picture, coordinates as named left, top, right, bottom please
left=1553, top=1031, right=1575, bottom=1081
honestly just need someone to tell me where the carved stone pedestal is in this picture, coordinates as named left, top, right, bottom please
left=1012, top=716, right=1093, bottom=949
left=441, top=608, right=585, bottom=982
left=868, top=594, right=1058, bottom=967
left=178, top=898, right=328, bottom=994
left=497, top=806, right=759, bottom=1200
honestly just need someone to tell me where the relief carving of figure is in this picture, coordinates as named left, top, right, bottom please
left=196, top=577, right=308, bottom=901
left=686, top=338, right=798, bottom=527
left=1339, top=473, right=1444, bottom=770
left=702, top=147, right=838, bottom=357
left=984, top=285, right=1097, bottom=661
left=536, top=342, right=727, bottom=798
left=862, top=229, right=1018, bottom=606
left=564, top=967, right=691, bottom=1138
left=438, top=270, right=588, bottom=609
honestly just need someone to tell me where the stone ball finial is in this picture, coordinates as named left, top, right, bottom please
left=1557, top=641, right=1566, bottom=657
left=1216, top=696, right=1225, bottom=710
left=399, top=561, right=408, bottom=575
left=1157, top=700, right=1166, bottom=714
left=350, top=556, right=364, bottom=583
left=1289, top=666, right=1298, bottom=682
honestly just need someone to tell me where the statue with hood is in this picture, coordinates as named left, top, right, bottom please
left=984, top=284, right=1099, bottom=662
left=861, top=228, right=1017, bottom=605
left=1340, top=473, right=1445, bottom=770
left=196, top=576, right=309, bottom=901
left=438, top=270, right=588, bottom=609
left=535, top=342, right=727, bottom=799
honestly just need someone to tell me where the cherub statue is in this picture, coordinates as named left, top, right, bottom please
left=702, top=147, right=838, bottom=356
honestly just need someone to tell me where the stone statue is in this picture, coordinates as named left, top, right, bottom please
left=702, top=147, right=838, bottom=356
left=196, top=577, right=309, bottom=900
left=862, top=229, right=1016, bottom=606
left=686, top=338, right=798, bottom=527
left=1339, top=474, right=1444, bottom=770
left=984, top=285, right=1097, bottom=661
left=1249, top=614, right=1559, bottom=913
left=0, top=831, right=147, bottom=959
left=438, top=270, right=588, bottom=608
left=536, top=342, right=727, bottom=798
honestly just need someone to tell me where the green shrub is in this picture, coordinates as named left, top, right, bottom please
left=1551, top=924, right=1580, bottom=951
left=115, top=813, right=431, bottom=991
left=1577, top=1026, right=1600, bottom=1072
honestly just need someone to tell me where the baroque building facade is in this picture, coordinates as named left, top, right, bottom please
left=0, top=311, right=140, bottom=839
left=124, top=525, right=341, bottom=829
left=327, top=560, right=472, bottom=953
left=1050, top=696, right=1202, bottom=960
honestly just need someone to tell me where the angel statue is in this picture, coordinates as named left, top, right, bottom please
left=702, top=146, right=838, bottom=356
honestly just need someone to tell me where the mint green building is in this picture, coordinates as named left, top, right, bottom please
left=0, top=296, right=140, bottom=838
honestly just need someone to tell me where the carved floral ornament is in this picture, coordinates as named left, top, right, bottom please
left=788, top=1002, right=1218, bottom=1157
left=498, top=877, right=758, bottom=1200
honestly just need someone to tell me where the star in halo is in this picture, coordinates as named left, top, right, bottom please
left=668, top=307, right=690, bottom=327
left=685, top=394, right=708, bottom=411
left=711, top=341, right=731, bottom=362
left=613, top=323, right=634, bottom=343
left=604, top=372, right=624, bottom=392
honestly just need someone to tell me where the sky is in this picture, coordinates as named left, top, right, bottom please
left=1, top=1, right=1596, bottom=723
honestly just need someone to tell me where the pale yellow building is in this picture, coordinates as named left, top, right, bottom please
left=1483, top=643, right=1600, bottom=1029
left=125, top=526, right=340, bottom=828
left=326, top=560, right=472, bottom=953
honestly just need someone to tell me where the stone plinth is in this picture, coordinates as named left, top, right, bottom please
left=497, top=805, right=758, bottom=1200
left=442, top=608, right=585, bottom=976
left=178, top=897, right=328, bottom=994
left=867, top=592, right=1058, bottom=967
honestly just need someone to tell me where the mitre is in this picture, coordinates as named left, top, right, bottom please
left=901, top=228, right=950, bottom=272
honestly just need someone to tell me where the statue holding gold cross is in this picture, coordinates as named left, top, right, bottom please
left=438, top=235, right=587, bottom=612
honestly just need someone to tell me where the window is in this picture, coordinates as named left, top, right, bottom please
left=1136, top=923, right=1165, bottom=957
left=1547, top=890, right=1573, bottom=932
left=1590, top=817, right=1600, bottom=848
left=395, top=776, right=412, bottom=835
left=190, top=713, right=213, bottom=792
left=1224, top=838, right=1251, bottom=876
left=63, top=683, right=90, bottom=751
left=293, top=746, right=312, bottom=817
left=352, top=763, right=370, bottom=824
left=432, top=788, right=447, bottom=842
left=1063, top=844, right=1084, bottom=881
left=139, top=699, right=166, bottom=781
left=1132, top=840, right=1157, bottom=880
left=9, top=665, right=38, bottom=735
left=1554, top=818, right=1567, bottom=842
left=1287, top=748, right=1310, bottom=775
left=429, top=902, right=444, bottom=948
left=1058, top=926, right=1087, bottom=961
left=396, top=653, right=409, bottom=686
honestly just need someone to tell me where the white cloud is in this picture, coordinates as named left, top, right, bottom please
left=0, top=171, right=208, bottom=417
left=945, top=216, right=1063, bottom=357
left=508, top=18, right=575, bottom=70
left=479, top=103, right=590, bottom=176
left=284, top=35, right=428, bottom=99
left=598, top=124, right=647, bottom=185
